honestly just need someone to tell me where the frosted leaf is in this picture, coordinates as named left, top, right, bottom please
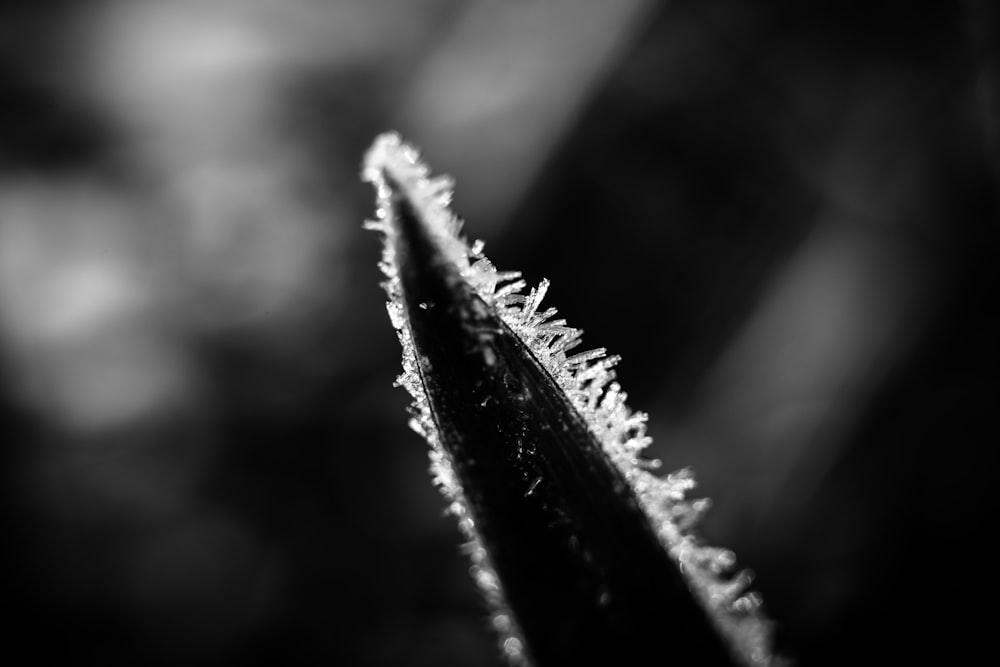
left=362, top=132, right=782, bottom=667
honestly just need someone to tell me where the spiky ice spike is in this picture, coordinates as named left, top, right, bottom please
left=363, top=132, right=784, bottom=667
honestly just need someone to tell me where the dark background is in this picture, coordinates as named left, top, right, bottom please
left=1, top=1, right=996, bottom=665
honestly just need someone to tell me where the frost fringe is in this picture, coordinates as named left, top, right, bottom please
left=363, top=132, right=778, bottom=667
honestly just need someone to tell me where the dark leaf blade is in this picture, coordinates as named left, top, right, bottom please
left=389, top=180, right=737, bottom=666
left=363, top=133, right=783, bottom=667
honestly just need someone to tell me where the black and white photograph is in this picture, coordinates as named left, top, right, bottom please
left=1, top=1, right=996, bottom=665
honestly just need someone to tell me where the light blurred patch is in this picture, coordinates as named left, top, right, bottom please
left=0, top=181, right=201, bottom=432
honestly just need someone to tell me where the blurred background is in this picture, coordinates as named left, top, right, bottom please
left=0, top=1, right=996, bottom=665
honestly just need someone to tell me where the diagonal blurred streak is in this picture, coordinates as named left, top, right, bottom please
left=666, top=222, right=927, bottom=526
left=392, top=0, right=656, bottom=236
left=651, top=72, right=942, bottom=536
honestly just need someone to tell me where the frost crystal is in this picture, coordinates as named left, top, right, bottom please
left=363, top=132, right=779, bottom=667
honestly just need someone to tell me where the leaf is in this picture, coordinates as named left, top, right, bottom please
left=363, top=133, right=783, bottom=667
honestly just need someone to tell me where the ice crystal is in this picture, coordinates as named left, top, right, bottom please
left=363, top=132, right=779, bottom=667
